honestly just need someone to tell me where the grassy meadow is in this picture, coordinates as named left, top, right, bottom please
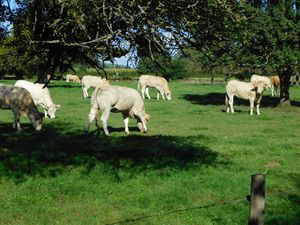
left=0, top=79, right=299, bottom=225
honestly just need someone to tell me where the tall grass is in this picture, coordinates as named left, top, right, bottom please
left=0, top=79, right=299, bottom=225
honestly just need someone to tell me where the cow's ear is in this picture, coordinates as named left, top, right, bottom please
left=55, top=104, right=61, bottom=109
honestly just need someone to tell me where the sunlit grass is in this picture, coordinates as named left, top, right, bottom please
left=0, top=79, right=299, bottom=225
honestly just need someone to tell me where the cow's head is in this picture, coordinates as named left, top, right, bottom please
left=137, top=113, right=150, bottom=132
left=166, top=91, right=172, bottom=100
left=47, top=104, right=61, bottom=119
left=32, top=113, right=43, bottom=131
left=253, top=81, right=265, bottom=94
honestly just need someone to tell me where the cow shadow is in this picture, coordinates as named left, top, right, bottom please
left=0, top=122, right=226, bottom=181
left=48, top=84, right=81, bottom=89
left=182, top=93, right=225, bottom=106
left=183, top=93, right=300, bottom=107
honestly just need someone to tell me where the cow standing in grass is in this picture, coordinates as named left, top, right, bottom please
left=15, top=80, right=61, bottom=119
left=85, top=84, right=150, bottom=136
left=66, top=74, right=81, bottom=83
left=250, top=74, right=272, bottom=90
left=0, top=84, right=43, bottom=130
left=81, top=75, right=109, bottom=98
left=225, top=80, right=266, bottom=115
left=138, top=75, right=172, bottom=100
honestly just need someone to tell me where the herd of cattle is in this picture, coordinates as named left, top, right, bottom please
left=0, top=74, right=280, bottom=135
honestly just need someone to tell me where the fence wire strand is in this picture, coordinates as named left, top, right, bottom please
left=105, top=189, right=299, bottom=225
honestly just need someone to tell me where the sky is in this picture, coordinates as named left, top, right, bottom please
left=114, top=55, right=130, bottom=67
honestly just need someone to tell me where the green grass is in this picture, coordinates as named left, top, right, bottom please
left=0, top=79, right=299, bottom=225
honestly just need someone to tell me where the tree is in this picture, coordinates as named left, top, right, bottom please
left=0, top=0, right=7, bottom=39
left=230, top=0, right=300, bottom=105
left=7, top=0, right=238, bottom=83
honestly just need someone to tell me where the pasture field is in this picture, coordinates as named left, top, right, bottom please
left=0, top=79, right=299, bottom=225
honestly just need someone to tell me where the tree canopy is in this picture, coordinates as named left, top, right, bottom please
left=0, top=0, right=299, bottom=104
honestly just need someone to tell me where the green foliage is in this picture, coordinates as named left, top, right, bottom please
left=137, top=55, right=190, bottom=79
left=0, top=80, right=299, bottom=224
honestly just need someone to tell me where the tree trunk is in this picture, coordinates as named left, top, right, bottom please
left=278, top=66, right=292, bottom=106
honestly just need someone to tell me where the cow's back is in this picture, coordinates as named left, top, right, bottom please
left=227, top=80, right=254, bottom=99
left=0, top=84, right=35, bottom=112
left=95, top=85, right=143, bottom=111
left=271, top=76, right=280, bottom=86
left=139, top=75, right=167, bottom=87
left=15, top=80, right=50, bottom=105
left=82, top=76, right=107, bottom=87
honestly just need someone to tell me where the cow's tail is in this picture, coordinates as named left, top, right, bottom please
left=91, top=86, right=103, bottom=106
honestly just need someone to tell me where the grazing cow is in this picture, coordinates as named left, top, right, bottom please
left=0, top=84, right=43, bottom=130
left=15, top=80, right=61, bottom=119
left=270, top=76, right=280, bottom=96
left=66, top=74, right=81, bottom=83
left=81, top=75, right=109, bottom=98
left=137, top=75, right=171, bottom=100
left=250, top=74, right=272, bottom=90
left=85, top=84, right=150, bottom=136
left=225, top=80, right=266, bottom=115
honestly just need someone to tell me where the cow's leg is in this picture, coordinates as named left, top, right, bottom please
left=82, top=86, right=86, bottom=98
left=122, top=113, right=130, bottom=134
left=83, top=86, right=89, bottom=98
left=84, top=105, right=98, bottom=134
left=12, top=112, right=21, bottom=130
left=141, top=86, right=146, bottom=99
left=225, top=95, right=230, bottom=113
left=271, top=85, right=274, bottom=96
left=145, top=87, right=151, bottom=99
left=275, top=86, right=278, bottom=96
left=256, top=103, right=260, bottom=115
left=256, top=95, right=262, bottom=115
left=159, top=89, right=165, bottom=100
left=101, top=109, right=111, bottom=136
left=228, top=95, right=234, bottom=113
left=249, top=98, right=254, bottom=115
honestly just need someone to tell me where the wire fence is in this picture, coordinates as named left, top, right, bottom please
left=105, top=188, right=299, bottom=225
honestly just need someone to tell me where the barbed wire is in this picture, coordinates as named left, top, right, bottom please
left=105, top=188, right=299, bottom=225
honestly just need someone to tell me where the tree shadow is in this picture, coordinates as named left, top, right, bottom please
left=182, top=93, right=225, bottom=106
left=0, top=122, right=226, bottom=181
left=48, top=84, right=81, bottom=89
left=182, top=93, right=300, bottom=107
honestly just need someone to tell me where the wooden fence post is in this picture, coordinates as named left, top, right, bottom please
left=248, top=174, right=266, bottom=225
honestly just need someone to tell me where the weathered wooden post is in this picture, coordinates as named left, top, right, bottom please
left=248, top=174, right=266, bottom=225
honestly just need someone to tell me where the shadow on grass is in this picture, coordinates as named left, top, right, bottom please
left=183, top=93, right=300, bottom=107
left=49, top=84, right=81, bottom=89
left=265, top=173, right=300, bottom=225
left=0, top=122, right=225, bottom=181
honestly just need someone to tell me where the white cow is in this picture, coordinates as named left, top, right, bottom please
left=225, top=80, right=266, bottom=115
left=66, top=74, right=81, bottom=83
left=85, top=84, right=150, bottom=136
left=81, top=75, right=109, bottom=98
left=0, top=84, right=43, bottom=130
left=270, top=75, right=280, bottom=96
left=15, top=80, right=61, bottom=119
left=137, top=75, right=171, bottom=100
left=250, top=74, right=272, bottom=90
